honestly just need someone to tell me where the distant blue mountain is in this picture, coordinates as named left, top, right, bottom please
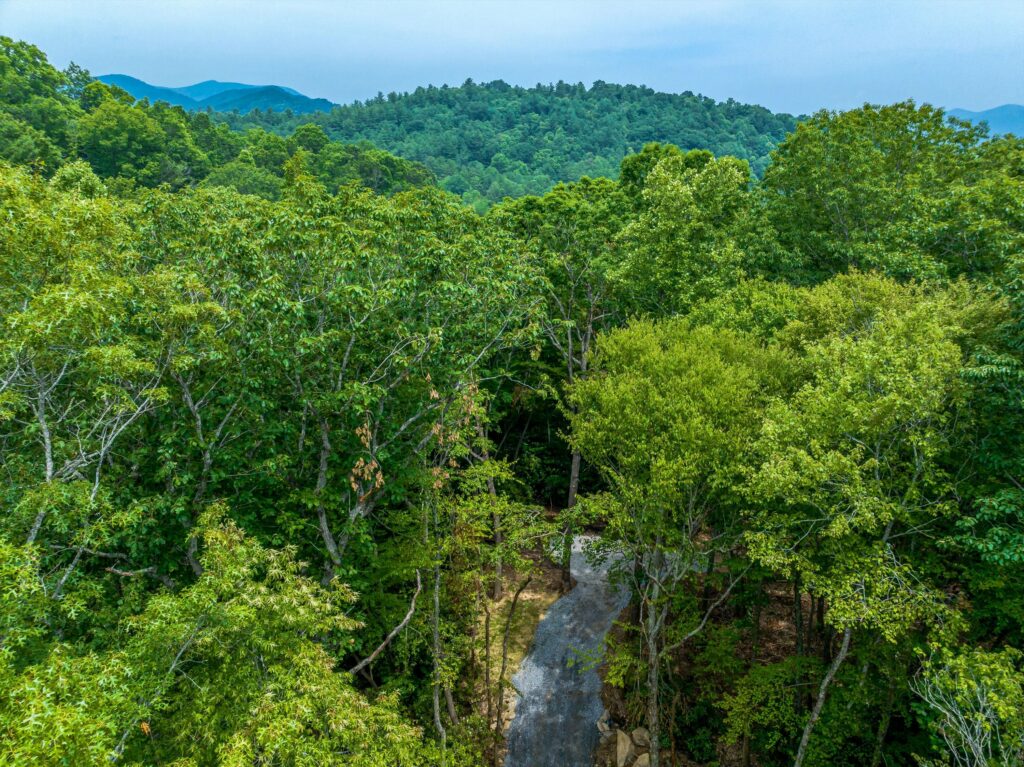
left=171, top=80, right=301, bottom=101
left=200, top=85, right=333, bottom=114
left=98, top=74, right=197, bottom=109
left=96, top=74, right=333, bottom=114
left=948, top=104, right=1024, bottom=136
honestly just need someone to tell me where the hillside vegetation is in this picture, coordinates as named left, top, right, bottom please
left=1, top=35, right=1023, bottom=767
left=0, top=39, right=431, bottom=197
left=218, top=79, right=800, bottom=208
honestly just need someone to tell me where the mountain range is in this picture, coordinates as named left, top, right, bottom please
left=100, top=73, right=1024, bottom=139
left=96, top=74, right=335, bottom=114
left=947, top=104, right=1024, bottom=136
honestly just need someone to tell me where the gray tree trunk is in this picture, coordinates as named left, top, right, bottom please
left=794, top=627, right=852, bottom=767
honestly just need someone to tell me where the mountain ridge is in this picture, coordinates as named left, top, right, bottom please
left=213, top=78, right=801, bottom=208
left=948, top=104, right=1024, bottom=136
left=97, top=74, right=334, bottom=114
left=172, top=80, right=302, bottom=100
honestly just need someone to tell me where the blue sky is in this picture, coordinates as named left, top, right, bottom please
left=1, top=0, right=1021, bottom=114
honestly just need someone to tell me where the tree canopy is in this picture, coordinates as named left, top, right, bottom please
left=216, top=79, right=799, bottom=210
left=1, top=33, right=1023, bottom=767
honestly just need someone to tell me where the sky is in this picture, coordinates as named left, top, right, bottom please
left=1, top=0, right=1022, bottom=115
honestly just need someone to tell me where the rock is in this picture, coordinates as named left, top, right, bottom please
left=631, top=727, right=651, bottom=749
left=616, top=729, right=636, bottom=767
left=633, top=754, right=651, bottom=767
left=597, top=708, right=611, bottom=734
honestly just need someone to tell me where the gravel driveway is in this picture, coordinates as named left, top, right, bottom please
left=503, top=537, right=629, bottom=767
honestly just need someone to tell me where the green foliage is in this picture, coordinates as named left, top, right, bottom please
left=570, top=320, right=785, bottom=530
left=721, top=658, right=819, bottom=757
left=1, top=34, right=1023, bottom=767
left=0, top=37, right=434, bottom=197
left=78, top=97, right=172, bottom=183
left=764, top=101, right=1022, bottom=281
left=913, top=647, right=1024, bottom=767
left=615, top=152, right=790, bottom=314
left=0, top=158, right=544, bottom=763
left=217, top=79, right=799, bottom=208
left=200, top=151, right=282, bottom=199
left=0, top=510, right=431, bottom=766
left=745, top=276, right=982, bottom=638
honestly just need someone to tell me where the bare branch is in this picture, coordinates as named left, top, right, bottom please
left=348, top=570, right=422, bottom=674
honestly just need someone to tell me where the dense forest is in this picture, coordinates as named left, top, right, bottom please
left=1, top=35, right=1023, bottom=767
left=214, top=80, right=799, bottom=209
left=0, top=39, right=433, bottom=199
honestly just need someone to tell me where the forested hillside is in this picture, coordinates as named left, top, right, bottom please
left=216, top=79, right=799, bottom=209
left=0, top=39, right=433, bottom=198
left=2, top=35, right=1024, bottom=767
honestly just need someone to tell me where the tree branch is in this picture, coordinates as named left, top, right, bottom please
left=348, top=570, right=422, bottom=674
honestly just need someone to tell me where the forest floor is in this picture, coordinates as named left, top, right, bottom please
left=480, top=545, right=565, bottom=728
left=593, top=581, right=817, bottom=767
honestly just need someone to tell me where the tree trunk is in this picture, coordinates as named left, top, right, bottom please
left=492, top=502, right=503, bottom=601
left=793, top=627, right=852, bottom=767
left=744, top=598, right=763, bottom=767
left=869, top=677, right=896, bottom=767
left=793, top=577, right=804, bottom=715
left=817, top=597, right=828, bottom=661
left=751, top=600, right=763, bottom=661
left=348, top=571, right=421, bottom=675
left=495, top=577, right=531, bottom=767
left=561, top=449, right=582, bottom=593
left=470, top=577, right=480, bottom=672
left=185, top=532, right=203, bottom=577
left=428, top=494, right=447, bottom=763
left=700, top=549, right=717, bottom=611
left=315, top=419, right=343, bottom=585
left=432, top=564, right=447, bottom=744
left=805, top=592, right=816, bottom=656
left=645, top=549, right=664, bottom=767
left=483, top=598, right=493, bottom=725
left=794, top=579, right=804, bottom=657
left=804, top=592, right=816, bottom=711
left=669, top=693, right=679, bottom=766
left=433, top=680, right=447, bottom=763
left=567, top=449, right=582, bottom=510
left=476, top=418, right=503, bottom=600
left=27, top=389, right=54, bottom=545
left=445, top=686, right=460, bottom=726
left=646, top=615, right=662, bottom=767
